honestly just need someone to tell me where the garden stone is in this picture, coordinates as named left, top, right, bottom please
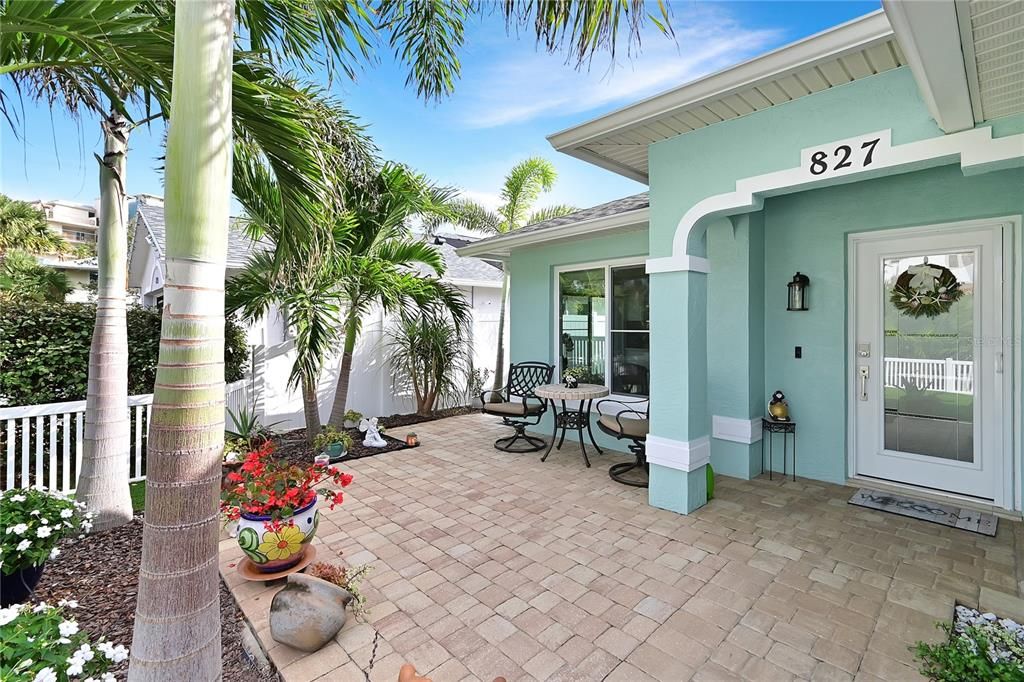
left=269, top=572, right=352, bottom=652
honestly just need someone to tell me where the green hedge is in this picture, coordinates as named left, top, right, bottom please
left=0, top=301, right=248, bottom=405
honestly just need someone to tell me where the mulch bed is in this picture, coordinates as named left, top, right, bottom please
left=33, top=517, right=257, bottom=681
left=274, top=407, right=479, bottom=467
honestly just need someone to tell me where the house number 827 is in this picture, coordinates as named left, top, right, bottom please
left=809, top=137, right=880, bottom=175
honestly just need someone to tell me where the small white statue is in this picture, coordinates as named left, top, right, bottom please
left=359, top=417, right=387, bottom=448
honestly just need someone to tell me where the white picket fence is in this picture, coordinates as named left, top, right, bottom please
left=883, top=357, right=973, bottom=395
left=1, top=380, right=249, bottom=494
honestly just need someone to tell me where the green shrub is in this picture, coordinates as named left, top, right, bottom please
left=0, top=301, right=248, bottom=405
left=915, top=623, right=1024, bottom=682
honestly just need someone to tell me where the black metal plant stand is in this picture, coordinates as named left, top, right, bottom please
left=761, top=417, right=796, bottom=481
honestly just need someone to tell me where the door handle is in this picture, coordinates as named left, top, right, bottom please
left=858, top=366, right=869, bottom=401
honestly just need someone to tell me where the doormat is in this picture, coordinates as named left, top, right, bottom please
left=848, top=488, right=998, bottom=537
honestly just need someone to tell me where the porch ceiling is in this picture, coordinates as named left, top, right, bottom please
left=960, top=0, right=1024, bottom=122
left=547, top=11, right=905, bottom=183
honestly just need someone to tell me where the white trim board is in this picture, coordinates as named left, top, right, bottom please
left=648, top=126, right=1024, bottom=274
left=647, top=434, right=711, bottom=472
left=712, top=416, right=763, bottom=444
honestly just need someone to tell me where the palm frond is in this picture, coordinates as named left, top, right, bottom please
left=525, top=203, right=577, bottom=226
left=499, top=156, right=558, bottom=230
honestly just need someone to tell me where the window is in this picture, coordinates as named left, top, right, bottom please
left=557, top=261, right=649, bottom=396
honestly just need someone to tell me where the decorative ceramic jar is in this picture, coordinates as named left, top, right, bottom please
left=236, top=496, right=319, bottom=572
left=269, top=573, right=352, bottom=652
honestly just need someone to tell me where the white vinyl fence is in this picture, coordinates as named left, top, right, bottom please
left=1, top=380, right=249, bottom=494
left=883, top=357, right=973, bottom=395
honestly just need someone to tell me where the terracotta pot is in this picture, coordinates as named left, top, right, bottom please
left=270, top=573, right=352, bottom=652
left=1, top=563, right=45, bottom=607
left=236, top=496, right=319, bottom=573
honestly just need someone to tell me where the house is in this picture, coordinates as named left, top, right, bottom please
left=459, top=4, right=1024, bottom=517
left=30, top=199, right=101, bottom=302
left=127, top=196, right=506, bottom=426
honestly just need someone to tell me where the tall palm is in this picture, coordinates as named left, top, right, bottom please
left=0, top=195, right=66, bottom=255
left=0, top=249, right=72, bottom=302
left=326, top=163, right=472, bottom=427
left=442, top=157, right=577, bottom=394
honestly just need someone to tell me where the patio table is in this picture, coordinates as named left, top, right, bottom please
left=536, top=383, right=609, bottom=467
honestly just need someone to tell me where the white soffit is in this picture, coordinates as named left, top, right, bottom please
left=957, top=0, right=1024, bottom=122
left=547, top=11, right=905, bottom=182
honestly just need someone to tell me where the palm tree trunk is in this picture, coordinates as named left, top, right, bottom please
left=301, top=373, right=321, bottom=443
left=76, top=108, right=133, bottom=531
left=327, top=318, right=358, bottom=427
left=129, top=1, right=233, bottom=678
left=489, top=271, right=509, bottom=400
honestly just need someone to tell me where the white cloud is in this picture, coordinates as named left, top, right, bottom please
left=458, top=8, right=783, bottom=128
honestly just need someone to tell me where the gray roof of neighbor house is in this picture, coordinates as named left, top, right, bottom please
left=456, top=193, right=649, bottom=259
left=425, top=234, right=504, bottom=286
left=134, top=202, right=268, bottom=268
left=130, top=201, right=503, bottom=287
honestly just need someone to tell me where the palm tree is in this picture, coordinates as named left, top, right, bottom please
left=0, top=249, right=72, bottom=302
left=387, top=309, right=472, bottom=415
left=325, top=163, right=471, bottom=427
left=0, top=195, right=66, bottom=255
left=441, top=157, right=577, bottom=395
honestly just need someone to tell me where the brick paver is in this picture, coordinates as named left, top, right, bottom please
left=220, top=413, right=1022, bottom=681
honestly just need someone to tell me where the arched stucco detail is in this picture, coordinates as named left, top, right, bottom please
left=646, top=126, right=1024, bottom=274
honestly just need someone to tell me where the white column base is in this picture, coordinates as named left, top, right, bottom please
left=646, top=434, right=711, bottom=472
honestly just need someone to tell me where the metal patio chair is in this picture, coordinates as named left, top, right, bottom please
left=596, top=397, right=649, bottom=487
left=481, top=361, right=554, bottom=452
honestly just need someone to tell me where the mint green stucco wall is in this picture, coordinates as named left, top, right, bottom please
left=508, top=228, right=649, bottom=452
left=757, top=164, right=1023, bottom=484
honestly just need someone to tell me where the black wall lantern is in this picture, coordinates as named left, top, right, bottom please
left=787, top=272, right=810, bottom=311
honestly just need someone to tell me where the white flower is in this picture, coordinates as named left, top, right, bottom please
left=0, top=605, right=21, bottom=626
left=17, top=539, right=31, bottom=552
left=11, top=523, right=28, bottom=535
left=33, top=602, right=50, bottom=613
left=34, top=668, right=57, bottom=682
left=30, top=509, right=41, bottom=516
left=50, top=547, right=61, bottom=559
left=101, top=674, right=116, bottom=682
left=36, top=526, right=52, bottom=539
left=9, top=493, right=25, bottom=502
left=40, top=517, right=49, bottom=525
left=58, top=598, right=77, bottom=608
left=77, top=643, right=94, bottom=661
left=106, top=644, right=128, bottom=663
left=65, top=660, right=84, bottom=677
left=60, top=509, right=74, bottom=519
left=58, top=619, right=79, bottom=637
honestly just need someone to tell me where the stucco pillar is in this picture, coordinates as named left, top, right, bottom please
left=647, top=268, right=710, bottom=514
left=706, top=214, right=765, bottom=479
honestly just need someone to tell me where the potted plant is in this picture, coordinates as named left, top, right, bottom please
left=0, top=488, right=93, bottom=606
left=313, top=425, right=353, bottom=462
left=307, top=561, right=372, bottom=621
left=466, top=368, right=491, bottom=407
left=342, top=410, right=363, bottom=429
left=268, top=561, right=372, bottom=652
left=0, top=599, right=129, bottom=680
left=562, top=366, right=586, bottom=389
left=221, top=441, right=353, bottom=573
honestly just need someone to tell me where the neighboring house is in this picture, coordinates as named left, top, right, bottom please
left=30, top=199, right=101, bottom=302
left=127, top=196, right=505, bottom=427
left=460, top=5, right=1024, bottom=517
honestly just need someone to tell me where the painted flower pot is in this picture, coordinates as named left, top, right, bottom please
left=236, top=496, right=319, bottom=573
left=1, top=563, right=45, bottom=607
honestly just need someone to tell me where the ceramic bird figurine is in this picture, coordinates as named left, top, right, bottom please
left=768, top=391, right=790, bottom=421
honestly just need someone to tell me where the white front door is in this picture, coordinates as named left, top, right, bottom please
left=851, top=221, right=1006, bottom=502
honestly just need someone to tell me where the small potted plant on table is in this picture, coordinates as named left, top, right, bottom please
left=562, top=366, right=586, bottom=389
left=221, top=441, right=354, bottom=573
left=342, top=410, right=363, bottom=429
left=0, top=488, right=93, bottom=606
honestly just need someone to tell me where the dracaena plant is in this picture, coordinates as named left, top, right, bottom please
left=220, top=442, right=353, bottom=523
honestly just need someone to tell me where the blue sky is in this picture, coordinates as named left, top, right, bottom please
left=1, top=1, right=880, bottom=215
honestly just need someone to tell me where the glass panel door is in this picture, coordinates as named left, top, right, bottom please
left=558, top=268, right=606, bottom=385
left=882, top=252, right=975, bottom=462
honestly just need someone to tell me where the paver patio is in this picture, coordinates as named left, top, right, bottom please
left=220, top=413, right=1024, bottom=681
